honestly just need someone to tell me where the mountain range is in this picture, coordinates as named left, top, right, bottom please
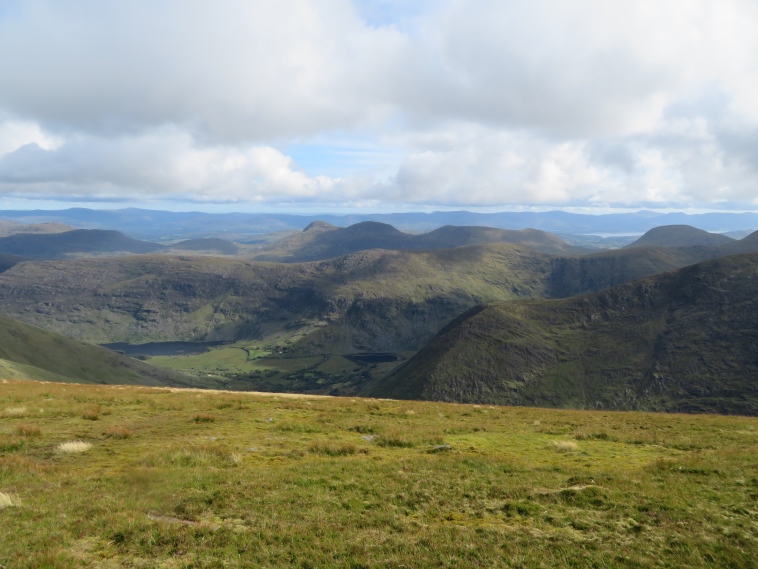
left=2, top=207, right=757, bottom=241
left=2, top=218, right=758, bottom=414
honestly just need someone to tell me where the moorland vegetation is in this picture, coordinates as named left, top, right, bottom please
left=1, top=379, right=757, bottom=568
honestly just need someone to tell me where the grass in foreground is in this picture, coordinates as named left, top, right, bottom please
left=1, top=378, right=757, bottom=568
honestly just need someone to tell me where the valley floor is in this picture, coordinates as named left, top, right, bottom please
left=1, top=379, right=757, bottom=567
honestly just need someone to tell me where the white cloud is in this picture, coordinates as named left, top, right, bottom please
left=0, top=0, right=407, bottom=141
left=1, top=0, right=758, bottom=210
left=0, top=127, right=337, bottom=202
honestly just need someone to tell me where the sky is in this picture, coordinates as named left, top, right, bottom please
left=1, top=0, right=758, bottom=213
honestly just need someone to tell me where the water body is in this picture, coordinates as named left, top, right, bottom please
left=101, top=341, right=228, bottom=357
left=345, top=353, right=401, bottom=364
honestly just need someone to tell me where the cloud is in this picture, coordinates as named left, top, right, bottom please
left=0, top=0, right=758, bottom=210
left=0, top=127, right=337, bottom=202
left=0, top=0, right=407, bottom=141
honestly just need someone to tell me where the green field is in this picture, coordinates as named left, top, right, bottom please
left=1, top=379, right=757, bottom=567
left=146, top=342, right=408, bottom=395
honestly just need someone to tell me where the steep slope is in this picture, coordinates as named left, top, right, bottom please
left=717, top=230, right=758, bottom=256
left=254, top=221, right=585, bottom=262
left=0, top=313, right=204, bottom=387
left=548, top=246, right=708, bottom=297
left=0, top=253, right=25, bottom=273
left=0, top=238, right=719, bottom=355
left=0, top=229, right=164, bottom=258
left=626, top=225, right=734, bottom=248
left=373, top=252, right=758, bottom=415
left=0, top=244, right=553, bottom=352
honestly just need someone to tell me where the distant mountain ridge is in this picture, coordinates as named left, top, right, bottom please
left=371, top=251, right=758, bottom=415
left=2, top=207, right=757, bottom=241
left=254, top=221, right=586, bottom=261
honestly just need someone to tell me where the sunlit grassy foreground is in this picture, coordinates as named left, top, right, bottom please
left=1, top=379, right=757, bottom=568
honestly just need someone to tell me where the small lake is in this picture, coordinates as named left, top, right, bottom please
left=345, top=353, right=401, bottom=364
left=101, top=341, right=228, bottom=357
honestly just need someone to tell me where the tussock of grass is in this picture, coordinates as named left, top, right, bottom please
left=377, top=429, right=414, bottom=448
left=57, top=440, right=92, bottom=454
left=192, top=413, right=216, bottom=423
left=548, top=440, right=579, bottom=452
left=275, top=421, right=320, bottom=433
left=573, top=430, right=615, bottom=441
left=81, top=405, right=100, bottom=421
left=15, top=423, right=41, bottom=437
left=0, top=492, right=21, bottom=508
left=309, top=441, right=359, bottom=456
left=104, top=426, right=133, bottom=439
left=144, top=443, right=241, bottom=468
left=349, top=424, right=378, bottom=434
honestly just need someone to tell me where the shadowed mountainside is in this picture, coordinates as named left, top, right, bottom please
left=0, top=253, right=25, bottom=274
left=169, top=238, right=239, bottom=255
left=0, top=229, right=164, bottom=258
left=0, top=220, right=74, bottom=237
left=253, top=221, right=587, bottom=261
left=371, top=252, right=758, bottom=415
left=0, top=312, right=206, bottom=387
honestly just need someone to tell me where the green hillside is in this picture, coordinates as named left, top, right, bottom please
left=371, top=252, right=758, bottom=415
left=626, top=225, right=734, bottom=248
left=0, top=240, right=705, bottom=350
left=0, top=245, right=555, bottom=351
left=0, top=313, right=207, bottom=388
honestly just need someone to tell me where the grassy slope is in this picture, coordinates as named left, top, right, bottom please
left=1, top=380, right=757, bottom=568
left=373, top=252, right=758, bottom=415
left=0, top=313, right=209, bottom=388
left=626, top=225, right=735, bottom=248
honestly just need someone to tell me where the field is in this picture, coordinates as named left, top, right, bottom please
left=1, top=379, right=757, bottom=568
left=145, top=342, right=408, bottom=395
